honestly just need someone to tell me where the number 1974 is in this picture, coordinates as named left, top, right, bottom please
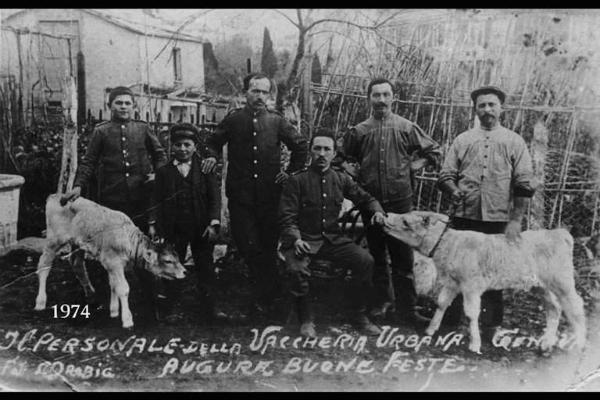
left=51, top=304, right=90, bottom=319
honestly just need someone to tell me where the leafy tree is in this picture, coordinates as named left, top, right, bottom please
left=311, top=54, right=322, bottom=84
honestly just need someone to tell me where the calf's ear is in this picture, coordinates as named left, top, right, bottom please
left=143, top=249, right=157, bottom=264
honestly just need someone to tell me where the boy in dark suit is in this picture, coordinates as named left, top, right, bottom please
left=150, top=123, right=222, bottom=322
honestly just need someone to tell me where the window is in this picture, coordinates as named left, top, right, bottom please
left=173, top=47, right=182, bottom=84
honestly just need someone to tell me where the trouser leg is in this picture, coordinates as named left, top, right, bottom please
left=190, top=233, right=217, bottom=318
left=229, top=201, right=280, bottom=308
left=319, top=240, right=374, bottom=312
left=388, top=235, right=417, bottom=314
left=365, top=225, right=394, bottom=307
left=282, top=248, right=312, bottom=324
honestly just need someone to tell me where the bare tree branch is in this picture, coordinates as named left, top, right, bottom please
left=153, top=9, right=215, bottom=62
left=272, top=9, right=300, bottom=28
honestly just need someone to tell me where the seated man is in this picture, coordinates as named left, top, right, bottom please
left=150, top=123, right=223, bottom=323
left=279, top=128, right=386, bottom=338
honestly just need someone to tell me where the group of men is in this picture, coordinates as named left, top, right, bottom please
left=61, top=73, right=534, bottom=340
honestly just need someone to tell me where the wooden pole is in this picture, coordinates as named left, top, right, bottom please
left=529, top=119, right=548, bottom=229
left=77, top=51, right=86, bottom=130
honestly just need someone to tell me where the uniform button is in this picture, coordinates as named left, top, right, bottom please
left=121, top=125, right=125, bottom=129
left=481, top=175, right=484, bottom=179
left=125, top=173, right=130, bottom=177
left=253, top=146, right=258, bottom=151
left=125, top=162, right=130, bottom=167
left=253, top=119, right=257, bottom=123
left=253, top=160, right=258, bottom=164
left=322, top=193, right=327, bottom=197
left=122, top=150, right=127, bottom=154
left=322, top=179, right=326, bottom=183
left=121, top=137, right=126, bottom=141
left=484, top=155, right=488, bottom=158
left=483, top=166, right=487, bottom=169
left=484, top=145, right=489, bottom=148
left=253, top=174, right=258, bottom=178
left=322, top=219, right=326, bottom=223
left=253, top=132, right=257, bottom=136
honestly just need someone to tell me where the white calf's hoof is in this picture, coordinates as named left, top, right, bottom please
left=34, top=299, right=46, bottom=311
left=110, top=311, right=119, bottom=318
left=122, top=322, right=134, bottom=329
left=540, top=335, right=557, bottom=352
left=425, top=328, right=436, bottom=336
left=468, top=343, right=481, bottom=354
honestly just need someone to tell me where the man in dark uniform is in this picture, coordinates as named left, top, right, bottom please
left=62, top=86, right=167, bottom=230
left=150, top=123, right=222, bottom=322
left=341, top=78, right=442, bottom=325
left=202, top=73, right=308, bottom=317
left=60, top=86, right=167, bottom=314
left=279, top=128, right=385, bottom=337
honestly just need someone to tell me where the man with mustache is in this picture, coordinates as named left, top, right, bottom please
left=341, top=78, right=442, bottom=326
left=203, top=73, right=308, bottom=319
left=279, top=128, right=386, bottom=337
left=438, top=85, right=535, bottom=336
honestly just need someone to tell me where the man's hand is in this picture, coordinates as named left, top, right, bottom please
left=60, top=186, right=81, bottom=206
left=450, top=189, right=465, bottom=207
left=201, top=157, right=217, bottom=174
left=148, top=224, right=157, bottom=240
left=202, top=225, right=219, bottom=242
left=410, top=157, right=428, bottom=172
left=275, top=171, right=289, bottom=184
left=145, top=173, right=155, bottom=183
left=505, top=220, right=522, bottom=243
left=294, top=239, right=311, bottom=257
left=370, top=211, right=386, bottom=227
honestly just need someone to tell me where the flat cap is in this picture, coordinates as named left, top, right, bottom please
left=170, top=123, right=199, bottom=143
left=470, top=85, right=506, bottom=104
left=108, top=86, right=134, bottom=105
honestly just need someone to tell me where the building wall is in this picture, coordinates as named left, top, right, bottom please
left=1, top=9, right=205, bottom=126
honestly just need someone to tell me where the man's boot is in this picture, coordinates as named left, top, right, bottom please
left=352, top=307, right=382, bottom=336
left=297, top=296, right=316, bottom=338
left=395, top=276, right=430, bottom=326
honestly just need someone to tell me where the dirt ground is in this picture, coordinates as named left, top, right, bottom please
left=0, top=250, right=599, bottom=392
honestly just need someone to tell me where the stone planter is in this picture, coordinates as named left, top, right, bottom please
left=0, top=174, right=25, bottom=249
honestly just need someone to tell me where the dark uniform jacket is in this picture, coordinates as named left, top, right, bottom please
left=206, top=105, right=308, bottom=205
left=151, top=155, right=220, bottom=241
left=279, top=165, right=384, bottom=249
left=74, top=119, right=167, bottom=205
left=342, top=113, right=441, bottom=211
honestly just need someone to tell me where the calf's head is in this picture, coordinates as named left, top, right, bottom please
left=143, top=242, right=187, bottom=280
left=383, top=211, right=449, bottom=252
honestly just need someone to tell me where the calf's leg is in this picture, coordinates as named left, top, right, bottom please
left=108, top=273, right=119, bottom=318
left=113, top=269, right=133, bottom=329
left=70, top=250, right=96, bottom=302
left=540, top=289, right=561, bottom=351
left=426, top=285, right=459, bottom=336
left=462, top=291, right=483, bottom=353
left=556, top=284, right=586, bottom=349
left=34, top=244, right=58, bottom=310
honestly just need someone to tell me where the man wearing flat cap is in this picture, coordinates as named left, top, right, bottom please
left=150, top=123, right=223, bottom=322
left=438, top=85, right=535, bottom=336
left=63, top=86, right=167, bottom=231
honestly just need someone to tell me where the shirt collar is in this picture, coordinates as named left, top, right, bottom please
left=173, top=159, right=191, bottom=166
